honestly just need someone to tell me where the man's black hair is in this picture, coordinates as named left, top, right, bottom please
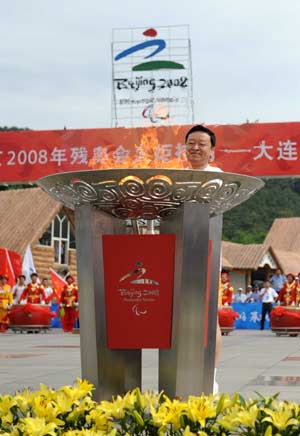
left=18, top=275, right=26, bottom=279
left=30, top=272, right=38, bottom=277
left=185, top=125, right=216, bottom=148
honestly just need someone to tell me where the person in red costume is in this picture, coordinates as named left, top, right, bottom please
left=20, top=273, right=46, bottom=304
left=277, top=273, right=296, bottom=306
left=295, top=275, right=300, bottom=306
left=59, top=274, right=79, bottom=332
left=220, top=272, right=234, bottom=306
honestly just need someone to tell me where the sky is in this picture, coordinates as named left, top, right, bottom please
left=1, top=0, right=300, bottom=130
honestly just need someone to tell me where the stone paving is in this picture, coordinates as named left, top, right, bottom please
left=0, top=330, right=300, bottom=401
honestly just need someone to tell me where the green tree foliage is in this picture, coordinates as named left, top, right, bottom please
left=223, top=178, right=300, bottom=243
left=0, top=126, right=29, bottom=131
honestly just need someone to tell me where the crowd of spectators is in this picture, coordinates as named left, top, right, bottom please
left=233, top=269, right=300, bottom=304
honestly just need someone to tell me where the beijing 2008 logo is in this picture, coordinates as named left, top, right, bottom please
left=118, top=261, right=160, bottom=317
left=114, top=28, right=185, bottom=71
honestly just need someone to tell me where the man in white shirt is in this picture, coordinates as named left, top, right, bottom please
left=42, top=278, right=55, bottom=304
left=185, top=124, right=222, bottom=394
left=259, top=279, right=278, bottom=330
left=12, top=275, right=25, bottom=304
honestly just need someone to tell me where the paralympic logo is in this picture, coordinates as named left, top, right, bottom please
left=114, top=28, right=185, bottom=71
left=142, top=103, right=170, bottom=123
left=119, top=261, right=160, bottom=316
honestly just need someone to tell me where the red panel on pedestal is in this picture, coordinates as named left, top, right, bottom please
left=102, top=234, right=175, bottom=349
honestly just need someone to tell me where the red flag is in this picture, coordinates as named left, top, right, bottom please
left=49, top=268, right=67, bottom=299
left=8, top=250, right=22, bottom=278
left=0, top=249, right=16, bottom=287
left=0, top=249, right=6, bottom=276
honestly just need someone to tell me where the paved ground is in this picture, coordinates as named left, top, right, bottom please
left=1, top=330, right=300, bottom=401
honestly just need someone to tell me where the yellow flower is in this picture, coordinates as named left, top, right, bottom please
left=216, top=405, right=241, bottom=432
left=133, top=387, right=161, bottom=410
left=37, top=383, right=57, bottom=400
left=61, top=430, right=111, bottom=436
left=86, top=405, right=112, bottom=431
left=62, top=431, right=116, bottom=436
left=0, top=430, right=20, bottom=436
left=187, top=395, right=216, bottom=427
left=0, top=394, right=17, bottom=424
left=66, top=397, right=95, bottom=423
left=14, top=393, right=31, bottom=414
left=55, top=391, right=76, bottom=414
left=74, top=378, right=95, bottom=397
left=59, top=378, right=93, bottom=402
left=100, top=392, right=136, bottom=419
left=19, top=417, right=57, bottom=436
left=235, top=404, right=258, bottom=428
left=31, top=396, right=65, bottom=426
left=183, top=425, right=196, bottom=436
left=151, top=396, right=188, bottom=430
left=262, top=402, right=299, bottom=431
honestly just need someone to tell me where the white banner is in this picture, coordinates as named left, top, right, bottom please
left=22, top=244, right=36, bottom=284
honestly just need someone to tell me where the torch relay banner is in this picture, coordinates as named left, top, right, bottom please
left=0, top=122, right=300, bottom=183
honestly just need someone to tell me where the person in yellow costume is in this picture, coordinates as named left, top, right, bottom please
left=0, top=275, right=13, bottom=333
left=219, top=272, right=234, bottom=305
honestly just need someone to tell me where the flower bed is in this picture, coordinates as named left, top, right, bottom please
left=0, top=379, right=299, bottom=435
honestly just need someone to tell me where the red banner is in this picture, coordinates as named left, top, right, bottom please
left=0, top=122, right=300, bottom=182
left=102, top=234, right=175, bottom=349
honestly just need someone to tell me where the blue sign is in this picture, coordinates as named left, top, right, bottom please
left=50, top=303, right=79, bottom=330
left=50, top=303, right=61, bottom=328
left=232, top=302, right=271, bottom=330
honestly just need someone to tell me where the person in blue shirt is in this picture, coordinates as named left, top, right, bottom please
left=269, top=269, right=287, bottom=292
left=246, top=284, right=261, bottom=302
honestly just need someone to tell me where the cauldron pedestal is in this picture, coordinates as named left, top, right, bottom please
left=38, top=169, right=263, bottom=399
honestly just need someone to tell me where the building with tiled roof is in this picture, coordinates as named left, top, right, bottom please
left=0, top=188, right=77, bottom=279
left=222, top=217, right=300, bottom=289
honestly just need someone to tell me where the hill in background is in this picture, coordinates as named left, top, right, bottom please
left=223, top=178, right=300, bottom=243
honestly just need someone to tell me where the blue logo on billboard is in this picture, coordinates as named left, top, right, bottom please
left=114, top=28, right=185, bottom=71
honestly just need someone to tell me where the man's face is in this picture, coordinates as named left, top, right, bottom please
left=42, top=279, right=48, bottom=287
left=19, top=277, right=25, bottom=285
left=221, top=273, right=228, bottom=284
left=287, top=274, right=294, bottom=284
left=275, top=269, right=281, bottom=276
left=264, top=281, right=270, bottom=288
left=31, top=275, right=37, bottom=283
left=186, top=131, right=212, bottom=169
